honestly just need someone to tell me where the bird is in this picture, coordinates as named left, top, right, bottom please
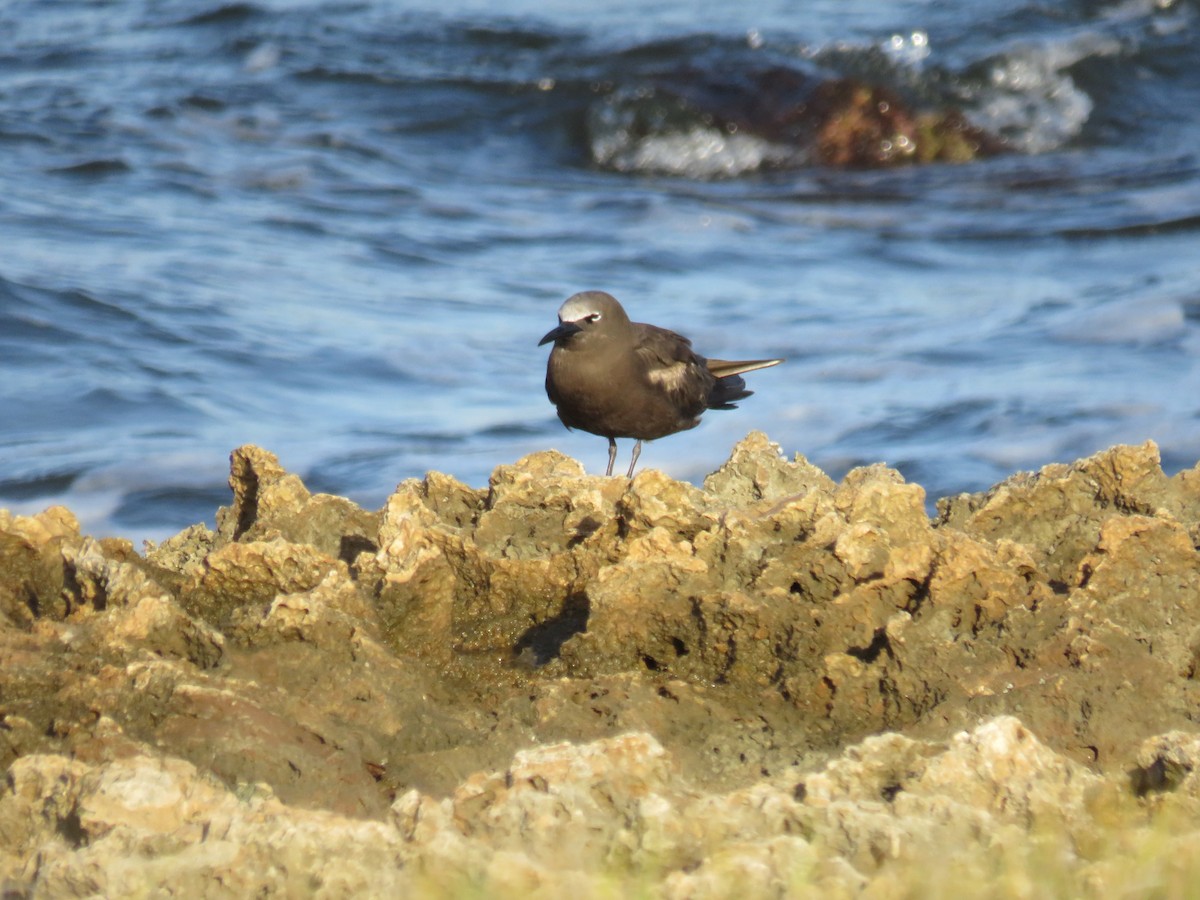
left=538, top=291, right=783, bottom=478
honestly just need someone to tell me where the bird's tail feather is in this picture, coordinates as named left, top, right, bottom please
left=708, top=374, right=752, bottom=409
left=707, top=357, right=784, bottom=378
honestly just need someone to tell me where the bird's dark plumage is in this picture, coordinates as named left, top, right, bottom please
left=539, top=291, right=783, bottom=477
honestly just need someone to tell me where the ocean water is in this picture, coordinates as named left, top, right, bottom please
left=1, top=0, right=1198, bottom=543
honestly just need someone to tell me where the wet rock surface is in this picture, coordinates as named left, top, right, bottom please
left=589, top=67, right=1007, bottom=175
left=3, top=433, right=1200, bottom=896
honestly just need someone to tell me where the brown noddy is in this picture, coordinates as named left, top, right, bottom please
left=539, top=291, right=784, bottom=478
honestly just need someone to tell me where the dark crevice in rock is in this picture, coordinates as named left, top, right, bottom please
left=22, top=584, right=40, bottom=619
left=56, top=810, right=87, bottom=849
left=233, top=465, right=260, bottom=540
left=62, top=560, right=106, bottom=613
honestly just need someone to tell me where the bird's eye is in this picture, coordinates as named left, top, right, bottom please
left=586, top=313, right=602, bottom=323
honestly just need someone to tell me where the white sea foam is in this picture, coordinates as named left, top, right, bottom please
left=592, top=124, right=802, bottom=178
left=586, top=85, right=807, bottom=178
left=971, top=33, right=1120, bottom=153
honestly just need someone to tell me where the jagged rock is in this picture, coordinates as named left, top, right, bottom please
left=229, top=569, right=382, bottom=654
left=0, top=720, right=1167, bottom=898
left=372, top=452, right=616, bottom=662
left=0, top=752, right=407, bottom=897
left=4, top=435, right=1200, bottom=895
left=476, top=450, right=620, bottom=557
left=182, top=538, right=349, bottom=628
left=703, top=430, right=835, bottom=503
left=216, top=444, right=380, bottom=563
left=760, top=716, right=1111, bottom=893
left=935, top=441, right=1171, bottom=586
left=0, top=506, right=79, bottom=625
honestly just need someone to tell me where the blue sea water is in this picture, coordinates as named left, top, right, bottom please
left=1, top=0, right=1198, bottom=543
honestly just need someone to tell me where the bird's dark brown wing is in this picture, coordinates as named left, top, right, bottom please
left=631, top=323, right=714, bottom=419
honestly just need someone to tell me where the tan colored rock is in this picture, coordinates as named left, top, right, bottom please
left=1, top=752, right=407, bottom=897
left=51, top=536, right=225, bottom=667
left=183, top=537, right=347, bottom=627
left=229, top=569, right=380, bottom=654
left=143, top=522, right=218, bottom=578
left=6, top=437, right=1200, bottom=897
left=1068, top=515, right=1200, bottom=680
left=373, top=498, right=462, bottom=660
left=835, top=464, right=929, bottom=539
left=0, top=720, right=1195, bottom=898
left=936, top=441, right=1170, bottom=584
left=910, top=717, right=1100, bottom=825
left=108, top=593, right=225, bottom=668
left=216, top=444, right=380, bottom=563
left=374, top=453, right=614, bottom=662
left=557, top=528, right=710, bottom=677
left=0, top=505, right=79, bottom=545
left=619, top=468, right=715, bottom=542
left=796, top=717, right=1100, bottom=879
left=1167, top=460, right=1200, bottom=546
left=476, top=450, right=619, bottom=557
left=661, top=836, right=827, bottom=900
left=149, top=677, right=389, bottom=818
left=703, top=431, right=836, bottom=504
left=0, top=506, right=79, bottom=625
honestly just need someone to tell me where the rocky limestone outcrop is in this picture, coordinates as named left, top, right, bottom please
left=3, top=433, right=1200, bottom=896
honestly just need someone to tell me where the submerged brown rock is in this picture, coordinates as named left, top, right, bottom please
left=593, top=67, right=1007, bottom=172
left=3, top=434, right=1200, bottom=895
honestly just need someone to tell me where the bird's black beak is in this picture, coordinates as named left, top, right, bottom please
left=538, top=321, right=582, bottom=346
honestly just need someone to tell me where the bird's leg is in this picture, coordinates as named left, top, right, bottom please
left=625, top=440, right=643, bottom=479
left=606, top=437, right=618, bottom=477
